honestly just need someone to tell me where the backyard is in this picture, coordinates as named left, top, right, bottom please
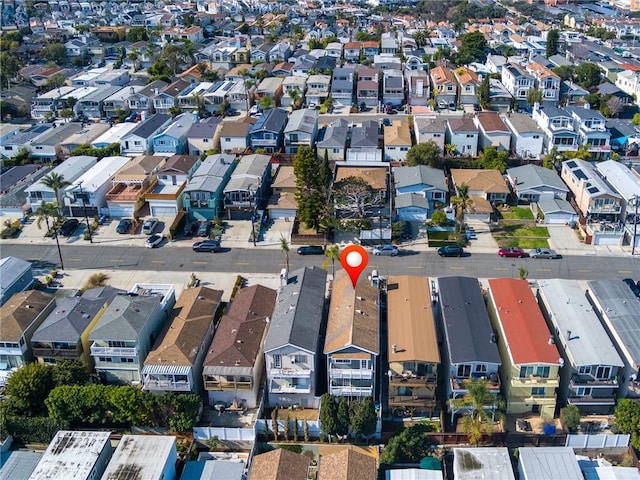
left=493, top=207, right=550, bottom=249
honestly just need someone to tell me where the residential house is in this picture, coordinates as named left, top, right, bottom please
left=103, top=86, right=143, bottom=119
left=430, top=66, right=458, bottom=107
left=0, top=124, right=54, bottom=158
left=305, top=74, right=331, bottom=107
left=595, top=160, right=640, bottom=248
left=506, top=164, right=569, bottom=205
left=502, top=113, right=544, bottom=159
left=146, top=154, right=201, bottom=217
left=226, top=81, right=251, bottom=113
left=28, top=431, right=112, bottom=480
left=374, top=53, right=401, bottom=71
left=586, top=280, right=640, bottom=398
left=272, top=62, right=294, bottom=77
left=223, top=153, right=272, bottom=215
left=487, top=278, right=560, bottom=418
left=453, top=448, right=515, bottom=480
left=187, top=118, right=221, bottom=156
left=128, top=80, right=169, bottom=116
left=89, top=288, right=174, bottom=385
left=437, top=276, right=501, bottom=422
left=451, top=168, right=510, bottom=210
left=527, top=62, right=561, bottom=105
left=501, top=63, right=535, bottom=108
left=318, top=450, right=378, bottom=480
left=362, top=41, right=379, bottom=60
left=60, top=124, right=112, bottom=156
left=121, top=114, right=172, bottom=156
left=0, top=124, right=23, bottom=148
left=325, top=42, right=343, bottom=60
left=347, top=120, right=382, bottom=163
left=446, top=117, right=479, bottom=157
left=383, top=120, right=412, bottom=161
left=331, top=67, right=355, bottom=106
left=387, top=276, right=439, bottom=417
left=281, top=76, right=307, bottom=108
left=393, top=165, right=447, bottom=220
left=292, top=54, right=316, bottom=77
left=220, top=116, right=255, bottom=153
left=537, top=279, right=624, bottom=414
left=518, top=447, right=583, bottom=480
left=63, top=156, right=131, bottom=217
left=106, top=155, right=166, bottom=218
left=249, top=449, right=310, bottom=480
left=344, top=41, right=361, bottom=63
left=25, top=155, right=97, bottom=209
left=255, top=77, right=284, bottom=107
left=454, top=67, right=480, bottom=106
left=357, top=72, right=380, bottom=109
left=163, top=25, right=204, bottom=43
left=73, top=85, right=123, bottom=120
left=474, top=112, right=511, bottom=152
left=153, top=79, right=191, bottom=115
left=615, top=70, right=640, bottom=104
left=248, top=108, right=288, bottom=153
left=30, top=286, right=124, bottom=367
left=0, top=291, right=55, bottom=386
left=30, top=86, right=75, bottom=119
left=413, top=118, right=446, bottom=152
left=93, top=69, right=130, bottom=87
left=565, top=105, right=612, bottom=159
left=152, top=113, right=195, bottom=155
left=382, top=69, right=405, bottom=107
left=143, top=286, right=223, bottom=393
left=269, top=41, right=292, bottom=64
left=91, top=122, right=138, bottom=150
left=531, top=104, right=578, bottom=154
left=488, top=79, right=514, bottom=113
left=203, top=284, right=276, bottom=408
left=324, top=270, right=379, bottom=400
left=183, top=154, right=236, bottom=220
left=284, top=108, right=318, bottom=154
left=101, top=435, right=177, bottom=480
left=317, top=118, right=349, bottom=162
left=264, top=267, right=327, bottom=408
left=251, top=43, right=273, bottom=64
left=0, top=257, right=34, bottom=307
left=267, top=165, right=297, bottom=220
left=406, top=71, right=430, bottom=107
left=562, top=81, right=589, bottom=106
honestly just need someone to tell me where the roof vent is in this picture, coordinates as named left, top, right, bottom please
left=392, top=344, right=397, bottom=353
left=548, top=336, right=555, bottom=345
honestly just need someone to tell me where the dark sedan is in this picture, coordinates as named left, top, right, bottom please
left=297, top=245, right=325, bottom=255
left=116, top=218, right=132, bottom=234
left=437, top=245, right=465, bottom=257
left=59, top=219, right=79, bottom=236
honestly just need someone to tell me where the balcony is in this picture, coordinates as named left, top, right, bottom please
left=91, top=345, right=138, bottom=357
left=522, top=395, right=557, bottom=405
left=203, top=379, right=253, bottom=391
left=329, top=386, right=373, bottom=396
left=512, top=375, right=559, bottom=388
left=143, top=379, right=192, bottom=391
left=145, top=180, right=185, bottom=201
left=106, top=182, right=153, bottom=202
left=329, top=368, right=373, bottom=380
left=270, top=380, right=311, bottom=394
left=250, top=138, right=278, bottom=147
left=451, top=373, right=500, bottom=393
left=389, top=395, right=437, bottom=408
left=390, top=372, right=436, bottom=387
left=269, top=368, right=311, bottom=378
left=186, top=198, right=216, bottom=209
left=587, top=204, right=622, bottom=215
left=569, top=376, right=618, bottom=388
left=32, top=345, right=82, bottom=359
left=567, top=395, right=616, bottom=406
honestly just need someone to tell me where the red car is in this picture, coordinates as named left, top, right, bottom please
left=498, top=247, right=526, bottom=258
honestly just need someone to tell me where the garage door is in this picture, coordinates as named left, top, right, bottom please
left=544, top=214, right=574, bottom=225
left=151, top=206, right=177, bottom=216
left=269, top=209, right=296, bottom=220
left=109, top=205, right=134, bottom=217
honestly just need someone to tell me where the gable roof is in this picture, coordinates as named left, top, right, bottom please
left=249, top=449, right=310, bottom=480
left=284, top=108, right=318, bottom=135
left=507, top=164, right=569, bottom=193
left=448, top=117, right=477, bottom=134
left=394, top=165, right=447, bottom=191
left=159, top=154, right=199, bottom=175
left=114, top=155, right=166, bottom=182
left=476, top=112, right=509, bottom=133
left=395, top=192, right=429, bottom=209
left=0, top=290, right=55, bottom=343
left=384, top=120, right=412, bottom=146
left=264, top=267, right=327, bottom=353
left=271, top=165, right=296, bottom=190
left=249, top=108, right=288, bottom=135
left=488, top=278, right=560, bottom=365
left=88, top=295, right=162, bottom=341
left=324, top=270, right=379, bottom=355
left=319, top=449, right=377, bottom=480
left=451, top=169, right=510, bottom=194
left=126, top=114, right=171, bottom=139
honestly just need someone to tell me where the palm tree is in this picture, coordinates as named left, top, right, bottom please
left=287, top=87, right=302, bottom=110
left=280, top=236, right=290, bottom=272
left=451, top=183, right=473, bottom=227
left=322, top=244, right=340, bottom=279
left=40, top=172, right=71, bottom=215
left=127, top=47, right=140, bottom=71
left=450, top=379, right=499, bottom=446
left=35, top=202, right=59, bottom=235
left=258, top=96, right=274, bottom=111
left=444, top=144, right=456, bottom=157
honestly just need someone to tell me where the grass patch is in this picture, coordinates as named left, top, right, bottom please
left=495, top=237, right=549, bottom=249
left=499, top=224, right=550, bottom=238
left=501, top=207, right=534, bottom=220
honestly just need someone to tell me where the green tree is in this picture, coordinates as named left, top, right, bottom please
left=35, top=201, right=59, bottom=235
left=320, top=149, right=333, bottom=198
left=322, top=244, right=341, bottom=279
left=526, top=88, right=543, bottom=106
left=406, top=141, right=441, bottom=167
left=258, top=96, right=274, bottom=111
left=40, top=172, right=71, bottom=215
left=380, top=423, right=437, bottom=466
left=431, top=210, right=447, bottom=226
left=615, top=398, right=640, bottom=449
left=42, top=43, right=67, bottom=65
left=478, top=75, right=490, bottom=109
left=335, top=396, right=350, bottom=440
left=46, top=73, right=66, bottom=91
left=166, top=393, right=201, bottom=432
left=280, top=236, right=290, bottom=272
left=633, top=112, right=640, bottom=125
left=553, top=65, right=574, bottom=82
left=0, top=51, right=20, bottom=89
left=451, top=183, right=473, bottom=225
left=52, top=359, right=90, bottom=386
left=561, top=405, right=581, bottom=433
left=546, top=29, right=559, bottom=58
left=455, top=31, right=488, bottom=65
left=574, top=62, right=602, bottom=89
left=4, top=362, right=54, bottom=416
left=478, top=146, right=508, bottom=173
left=319, top=393, right=338, bottom=440
left=294, top=146, right=324, bottom=230
left=349, top=397, right=377, bottom=440
left=126, top=26, right=149, bottom=42
left=59, top=108, right=74, bottom=122
left=168, top=105, right=183, bottom=118
left=333, top=176, right=383, bottom=218
left=450, top=379, right=498, bottom=446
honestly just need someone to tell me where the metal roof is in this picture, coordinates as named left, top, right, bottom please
left=518, top=447, right=582, bottom=480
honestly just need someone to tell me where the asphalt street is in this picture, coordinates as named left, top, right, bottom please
left=2, top=243, right=638, bottom=281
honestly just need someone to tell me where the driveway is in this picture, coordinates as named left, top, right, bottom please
left=547, top=224, right=596, bottom=256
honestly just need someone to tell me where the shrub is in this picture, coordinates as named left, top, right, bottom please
left=81, top=272, right=109, bottom=291
left=3, top=416, right=68, bottom=444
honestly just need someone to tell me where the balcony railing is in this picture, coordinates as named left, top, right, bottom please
left=203, top=380, right=253, bottom=391
left=269, top=368, right=311, bottom=378
left=270, top=383, right=311, bottom=394
left=388, top=395, right=437, bottom=408
left=90, top=345, right=138, bottom=357
left=144, top=180, right=185, bottom=200
left=143, top=379, right=192, bottom=391
left=32, top=346, right=82, bottom=358
left=587, top=204, right=622, bottom=214
left=512, top=375, right=560, bottom=387
left=451, top=374, right=500, bottom=392
left=569, top=376, right=618, bottom=388
left=567, top=395, right=616, bottom=406
left=106, top=182, right=150, bottom=202
left=329, top=368, right=373, bottom=379
left=390, top=373, right=436, bottom=387
left=329, top=386, right=372, bottom=396
left=522, top=395, right=557, bottom=404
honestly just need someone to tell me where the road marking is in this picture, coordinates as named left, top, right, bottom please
left=69, top=258, right=82, bottom=261
left=619, top=270, right=633, bottom=274
left=236, top=262, right=250, bottom=266
left=493, top=267, right=508, bottom=271
left=449, top=266, right=466, bottom=270
left=408, top=266, right=422, bottom=269
left=536, top=268, right=551, bottom=272
left=111, top=259, right=123, bottom=263
left=151, top=260, right=165, bottom=264
left=576, top=269, right=591, bottom=273
left=193, top=261, right=208, bottom=265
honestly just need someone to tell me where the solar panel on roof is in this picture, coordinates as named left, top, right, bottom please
left=574, top=169, right=587, bottom=180
left=587, top=186, right=600, bottom=194
left=566, top=161, right=577, bottom=168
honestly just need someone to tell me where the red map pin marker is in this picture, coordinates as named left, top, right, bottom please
left=340, top=245, right=369, bottom=288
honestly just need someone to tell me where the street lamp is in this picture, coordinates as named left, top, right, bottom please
left=78, top=181, right=92, bottom=243
left=378, top=209, right=383, bottom=244
left=53, top=226, right=64, bottom=270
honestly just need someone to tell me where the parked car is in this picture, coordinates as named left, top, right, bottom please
left=59, top=219, right=79, bottom=236
left=145, top=234, right=164, bottom=248
left=183, top=221, right=197, bottom=237
left=297, top=245, right=325, bottom=255
left=381, top=118, right=391, bottom=127
left=384, top=102, right=394, bottom=114
left=142, top=217, right=159, bottom=235
left=192, top=240, right=221, bottom=252
left=623, top=278, right=640, bottom=298
left=373, top=244, right=399, bottom=256
left=359, top=102, right=367, bottom=112
left=116, top=218, right=132, bottom=234
left=498, top=247, right=526, bottom=258
left=197, top=220, right=211, bottom=237
left=529, top=248, right=560, bottom=259
left=437, top=245, right=465, bottom=257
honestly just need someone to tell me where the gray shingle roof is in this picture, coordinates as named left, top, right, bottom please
left=395, top=192, right=429, bottom=209
left=88, top=295, right=162, bottom=341
left=506, top=164, right=568, bottom=193
left=263, top=267, right=327, bottom=353
left=394, top=165, right=447, bottom=191
left=127, top=114, right=171, bottom=138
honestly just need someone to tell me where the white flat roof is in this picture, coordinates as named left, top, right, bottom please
left=36, top=86, right=76, bottom=100
left=596, top=160, right=640, bottom=203
left=28, top=431, right=111, bottom=480
left=91, top=122, right=138, bottom=146
left=25, top=156, right=98, bottom=194
left=453, top=448, right=515, bottom=480
left=519, top=447, right=582, bottom=480
left=66, top=156, right=131, bottom=193
left=101, top=435, right=175, bottom=480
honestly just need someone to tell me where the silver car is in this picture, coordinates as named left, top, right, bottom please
left=373, top=244, right=399, bottom=256
left=142, top=217, right=159, bottom=235
left=529, top=248, right=560, bottom=259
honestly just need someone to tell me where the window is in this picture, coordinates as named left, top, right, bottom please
left=578, top=366, right=591, bottom=375
left=535, top=366, right=550, bottom=378
left=334, top=358, right=352, bottom=365
left=99, top=357, right=113, bottom=362
left=120, top=357, right=134, bottom=363
left=457, top=364, right=471, bottom=377
left=595, top=366, right=611, bottom=379
left=475, top=364, right=487, bottom=373
left=293, top=354, right=307, bottom=364
left=360, top=360, right=369, bottom=369
left=203, top=138, right=209, bottom=142
left=576, top=387, right=592, bottom=396
left=273, top=354, right=281, bottom=368
left=533, top=135, right=540, bottom=139
left=531, top=387, right=545, bottom=396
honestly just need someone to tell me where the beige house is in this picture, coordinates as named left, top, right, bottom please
left=450, top=168, right=510, bottom=204
left=267, top=165, right=298, bottom=220
left=383, top=120, right=412, bottom=162
left=387, top=276, right=439, bottom=417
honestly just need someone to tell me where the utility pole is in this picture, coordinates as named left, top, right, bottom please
left=78, top=182, right=92, bottom=243
left=54, top=227, right=64, bottom=270
left=633, top=195, right=639, bottom=255
left=249, top=184, right=256, bottom=247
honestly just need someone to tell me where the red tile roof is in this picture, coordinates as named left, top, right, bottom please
left=488, top=278, right=559, bottom=365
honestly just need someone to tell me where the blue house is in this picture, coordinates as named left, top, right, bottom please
left=393, top=165, right=448, bottom=220
left=152, top=113, right=195, bottom=155
left=183, top=154, right=236, bottom=220
left=248, top=108, right=288, bottom=154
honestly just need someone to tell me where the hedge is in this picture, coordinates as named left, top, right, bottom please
left=3, top=416, right=69, bottom=444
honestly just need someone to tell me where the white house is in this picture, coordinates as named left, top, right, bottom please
left=474, top=112, right=511, bottom=152
left=120, top=114, right=172, bottom=156
left=101, top=435, right=177, bottom=480
left=503, top=113, right=544, bottom=159
left=446, top=117, right=479, bottom=157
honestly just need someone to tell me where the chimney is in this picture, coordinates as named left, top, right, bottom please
left=567, top=330, right=572, bottom=340
left=392, top=344, right=397, bottom=354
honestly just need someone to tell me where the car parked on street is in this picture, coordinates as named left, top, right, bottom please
left=437, top=245, right=465, bottom=257
left=192, top=240, right=221, bottom=252
left=297, top=245, right=325, bottom=255
left=373, top=244, right=399, bottom=256
left=145, top=234, right=164, bottom=248
left=142, top=217, right=159, bottom=235
left=498, top=247, right=526, bottom=258
left=116, top=218, right=132, bottom=234
left=529, top=248, right=560, bottom=259
left=59, top=219, right=79, bottom=236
